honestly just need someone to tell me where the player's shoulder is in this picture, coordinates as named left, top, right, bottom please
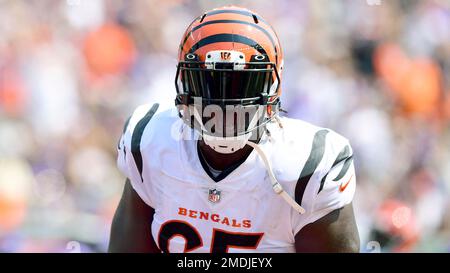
left=278, top=116, right=351, bottom=152
left=121, top=104, right=179, bottom=140
left=116, top=104, right=180, bottom=184
left=118, top=104, right=183, bottom=157
left=269, top=116, right=353, bottom=184
left=122, top=103, right=176, bottom=133
left=117, top=103, right=178, bottom=207
left=274, top=117, right=356, bottom=224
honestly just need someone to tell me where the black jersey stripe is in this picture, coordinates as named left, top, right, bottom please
left=131, top=103, right=159, bottom=182
left=332, top=155, right=354, bottom=182
left=117, top=115, right=132, bottom=150
left=318, top=145, right=351, bottom=193
left=187, top=33, right=267, bottom=56
left=181, top=19, right=277, bottom=63
left=295, top=129, right=329, bottom=206
left=122, top=115, right=132, bottom=134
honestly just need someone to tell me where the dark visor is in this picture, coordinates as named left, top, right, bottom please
left=176, top=57, right=279, bottom=105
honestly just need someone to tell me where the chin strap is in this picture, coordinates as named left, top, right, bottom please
left=246, top=141, right=306, bottom=214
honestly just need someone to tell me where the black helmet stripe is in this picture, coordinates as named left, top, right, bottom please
left=181, top=19, right=277, bottom=64
left=187, top=33, right=267, bottom=56
left=206, top=9, right=267, bottom=24
left=205, top=9, right=281, bottom=60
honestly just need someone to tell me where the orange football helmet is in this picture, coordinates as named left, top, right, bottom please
left=175, top=6, right=284, bottom=154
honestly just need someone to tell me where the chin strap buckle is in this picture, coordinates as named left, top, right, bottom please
left=272, top=182, right=283, bottom=194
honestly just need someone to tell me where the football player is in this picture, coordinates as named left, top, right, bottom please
left=108, top=6, right=359, bottom=253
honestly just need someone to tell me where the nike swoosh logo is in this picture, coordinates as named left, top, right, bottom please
left=339, top=175, right=353, bottom=192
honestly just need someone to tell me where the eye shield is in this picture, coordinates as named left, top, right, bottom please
left=175, top=51, right=280, bottom=107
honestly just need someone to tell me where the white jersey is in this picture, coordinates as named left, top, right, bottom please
left=117, top=104, right=356, bottom=253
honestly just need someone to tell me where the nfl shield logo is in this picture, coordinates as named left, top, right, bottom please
left=208, top=189, right=221, bottom=203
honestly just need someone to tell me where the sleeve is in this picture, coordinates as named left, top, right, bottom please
left=116, top=104, right=159, bottom=208
left=307, top=147, right=355, bottom=224
left=292, top=135, right=356, bottom=235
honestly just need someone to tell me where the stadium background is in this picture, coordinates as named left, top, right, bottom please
left=0, top=0, right=449, bottom=252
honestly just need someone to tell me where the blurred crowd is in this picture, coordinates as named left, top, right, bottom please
left=0, top=0, right=449, bottom=252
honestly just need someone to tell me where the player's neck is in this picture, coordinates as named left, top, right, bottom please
left=198, top=140, right=254, bottom=171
